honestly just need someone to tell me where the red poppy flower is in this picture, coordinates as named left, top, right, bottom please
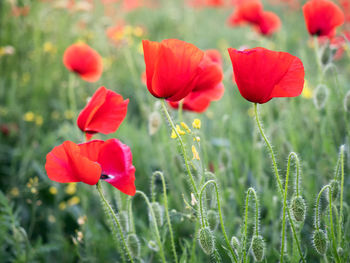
left=169, top=50, right=224, bottom=112
left=63, top=43, right=103, bottom=82
left=227, top=0, right=263, bottom=26
left=45, top=139, right=136, bottom=195
left=77, top=87, right=129, bottom=141
left=257, top=11, right=281, bottom=36
left=142, top=39, right=204, bottom=102
left=228, top=47, right=305, bottom=104
left=303, top=0, right=344, bottom=37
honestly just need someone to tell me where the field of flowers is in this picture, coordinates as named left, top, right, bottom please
left=1, top=0, right=350, bottom=262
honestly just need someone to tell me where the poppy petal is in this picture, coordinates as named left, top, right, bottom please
left=78, top=140, right=105, bottom=162
left=63, top=43, right=103, bottom=82
left=77, top=87, right=129, bottom=139
left=98, top=139, right=136, bottom=196
left=45, top=141, right=101, bottom=185
left=228, top=47, right=305, bottom=104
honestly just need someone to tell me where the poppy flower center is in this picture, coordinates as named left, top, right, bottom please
left=100, top=174, right=115, bottom=180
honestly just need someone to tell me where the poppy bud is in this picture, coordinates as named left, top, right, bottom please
left=149, top=202, right=164, bottom=227
left=313, top=229, right=328, bottom=255
left=313, top=84, right=329, bottom=110
left=148, top=111, right=162, bottom=136
left=207, top=210, right=219, bottom=231
left=343, top=90, right=350, bottom=112
left=119, top=211, right=129, bottom=233
left=329, top=179, right=339, bottom=201
left=230, top=236, right=240, bottom=254
left=251, top=235, right=265, bottom=262
left=127, top=233, right=140, bottom=258
left=148, top=240, right=159, bottom=252
left=291, top=196, right=306, bottom=222
left=198, top=227, right=215, bottom=255
left=337, top=247, right=343, bottom=257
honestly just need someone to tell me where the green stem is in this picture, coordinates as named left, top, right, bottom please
left=135, top=190, right=167, bottom=263
left=254, top=103, right=306, bottom=263
left=242, top=188, right=259, bottom=263
left=151, top=171, right=178, bottom=263
left=338, top=145, right=345, bottom=247
left=68, top=73, right=77, bottom=118
left=160, top=99, right=199, bottom=196
left=199, top=180, right=238, bottom=263
left=328, top=187, right=340, bottom=262
left=96, top=181, right=134, bottom=263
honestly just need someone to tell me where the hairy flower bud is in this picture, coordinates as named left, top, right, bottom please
left=313, top=230, right=328, bottom=255
left=127, top=233, right=140, bottom=258
left=198, top=227, right=215, bottom=255
left=291, top=196, right=306, bottom=222
left=207, top=210, right=219, bottom=231
left=329, top=180, right=339, bottom=201
left=149, top=202, right=164, bottom=227
left=313, top=84, right=329, bottom=110
left=148, top=240, right=159, bottom=252
left=251, top=235, right=265, bottom=262
left=119, top=211, right=129, bottom=233
left=230, top=236, right=240, bottom=254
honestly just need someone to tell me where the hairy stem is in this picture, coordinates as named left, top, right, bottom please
left=161, top=99, right=199, bottom=196
left=199, top=180, right=238, bottom=263
left=151, top=171, right=178, bottom=263
left=254, top=103, right=306, bottom=263
left=96, top=181, right=134, bottom=263
left=135, top=190, right=167, bottom=263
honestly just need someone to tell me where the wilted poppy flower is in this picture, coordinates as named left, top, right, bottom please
left=227, top=0, right=263, bottom=26
left=142, top=39, right=204, bottom=102
left=228, top=47, right=304, bottom=104
left=303, top=0, right=344, bottom=37
left=257, top=11, right=281, bottom=36
left=63, top=43, right=103, bottom=82
left=77, top=87, right=128, bottom=140
left=169, top=50, right=224, bottom=112
left=45, top=139, right=136, bottom=195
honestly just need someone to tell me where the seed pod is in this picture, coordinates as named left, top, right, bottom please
left=313, top=229, right=328, bottom=255
left=251, top=235, right=265, bottom=262
left=343, top=90, right=350, bottom=112
left=198, top=227, right=215, bottom=255
left=149, top=202, right=164, bottom=227
left=119, top=211, right=129, bottom=233
left=207, top=210, right=219, bottom=231
left=291, top=196, right=306, bottom=222
left=329, top=180, right=339, bottom=201
left=313, top=84, right=329, bottom=110
left=126, top=233, right=140, bottom=258
left=148, top=111, right=161, bottom=136
left=230, top=236, right=240, bottom=254
left=337, top=247, right=343, bottom=257
left=148, top=240, right=159, bottom=252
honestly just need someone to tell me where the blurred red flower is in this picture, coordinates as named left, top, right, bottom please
left=63, top=43, right=103, bottom=82
left=77, top=87, right=129, bottom=140
left=303, top=0, right=344, bottom=37
left=227, top=0, right=281, bottom=36
left=257, top=11, right=281, bottom=36
left=142, top=39, right=204, bottom=101
left=45, top=139, right=136, bottom=195
left=228, top=47, right=304, bottom=104
left=227, top=0, right=263, bottom=26
left=169, top=50, right=224, bottom=112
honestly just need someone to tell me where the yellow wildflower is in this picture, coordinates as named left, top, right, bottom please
left=49, top=186, right=58, bottom=195
left=176, top=125, right=186, bottom=135
left=59, top=201, right=67, bottom=210
left=35, top=115, right=43, bottom=126
left=192, top=145, right=200, bottom=160
left=65, top=183, right=77, bottom=195
left=137, top=42, right=143, bottom=54
left=43, top=42, right=57, bottom=54
left=23, top=111, right=35, bottom=122
left=192, top=119, right=201, bottom=129
left=193, top=136, right=200, bottom=142
left=181, top=122, right=191, bottom=133
left=302, top=81, right=313, bottom=99
left=133, top=26, right=144, bottom=37
left=171, top=129, right=177, bottom=139
left=67, top=196, right=80, bottom=206
left=10, top=187, right=19, bottom=197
